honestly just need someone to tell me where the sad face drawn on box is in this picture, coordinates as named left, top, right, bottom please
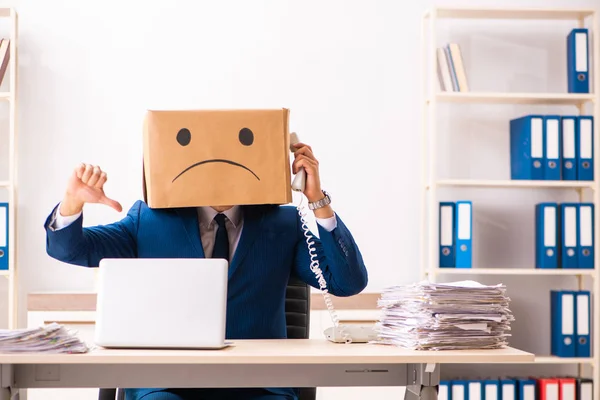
left=143, top=109, right=292, bottom=209
left=171, top=126, right=260, bottom=183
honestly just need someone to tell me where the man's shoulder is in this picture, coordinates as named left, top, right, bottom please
left=243, top=204, right=298, bottom=220
left=243, top=204, right=299, bottom=236
left=129, top=199, right=149, bottom=214
left=128, top=200, right=179, bottom=219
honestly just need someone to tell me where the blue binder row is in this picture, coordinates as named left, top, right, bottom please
left=551, top=290, right=592, bottom=358
left=0, top=202, right=7, bottom=271
left=439, top=201, right=472, bottom=268
left=535, top=202, right=594, bottom=269
left=510, top=115, right=594, bottom=181
left=439, top=378, right=532, bottom=400
left=439, top=376, right=593, bottom=400
left=567, top=28, right=590, bottom=93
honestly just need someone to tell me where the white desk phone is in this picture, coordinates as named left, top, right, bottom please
left=289, top=133, right=377, bottom=344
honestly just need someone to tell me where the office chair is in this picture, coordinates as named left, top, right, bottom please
left=98, top=275, right=316, bottom=400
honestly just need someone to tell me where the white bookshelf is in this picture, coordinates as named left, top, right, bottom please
left=425, top=7, right=595, bottom=21
left=421, top=6, right=599, bottom=398
left=0, top=8, right=17, bottom=329
left=435, top=179, right=595, bottom=189
left=432, top=268, right=596, bottom=276
left=533, top=356, right=596, bottom=365
left=434, top=92, right=595, bottom=105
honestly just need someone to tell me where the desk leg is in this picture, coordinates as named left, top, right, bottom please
left=404, top=363, right=440, bottom=400
left=0, top=365, right=18, bottom=400
left=0, top=389, right=18, bottom=400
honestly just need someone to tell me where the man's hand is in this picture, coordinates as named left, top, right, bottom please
left=292, top=143, right=334, bottom=219
left=60, top=163, right=122, bottom=216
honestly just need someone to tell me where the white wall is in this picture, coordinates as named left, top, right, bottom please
left=0, top=0, right=597, bottom=382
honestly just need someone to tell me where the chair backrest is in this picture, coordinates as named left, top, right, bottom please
left=98, top=388, right=118, bottom=400
left=285, top=274, right=311, bottom=339
left=100, top=276, right=316, bottom=400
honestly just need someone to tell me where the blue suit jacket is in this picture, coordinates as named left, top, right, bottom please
left=44, top=200, right=368, bottom=399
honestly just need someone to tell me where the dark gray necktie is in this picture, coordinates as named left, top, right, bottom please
left=212, top=213, right=229, bottom=261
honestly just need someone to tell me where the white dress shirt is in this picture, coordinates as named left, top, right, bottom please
left=51, top=204, right=337, bottom=259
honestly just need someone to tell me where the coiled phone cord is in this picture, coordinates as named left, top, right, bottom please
left=297, top=197, right=352, bottom=344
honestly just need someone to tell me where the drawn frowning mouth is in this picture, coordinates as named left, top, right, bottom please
left=172, top=159, right=260, bottom=183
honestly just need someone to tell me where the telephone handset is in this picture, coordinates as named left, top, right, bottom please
left=289, top=133, right=377, bottom=344
left=290, top=133, right=306, bottom=192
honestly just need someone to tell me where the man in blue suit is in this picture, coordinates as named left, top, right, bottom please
left=44, top=133, right=368, bottom=400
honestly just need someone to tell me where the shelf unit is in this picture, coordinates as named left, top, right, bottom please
left=432, top=268, right=596, bottom=276
left=534, top=356, right=596, bottom=365
left=0, top=8, right=17, bottom=329
left=434, top=91, right=595, bottom=105
left=435, top=179, right=595, bottom=189
left=421, top=6, right=599, bottom=398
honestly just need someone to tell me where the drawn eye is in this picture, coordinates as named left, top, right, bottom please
left=177, top=128, right=191, bottom=146
left=239, top=128, right=254, bottom=146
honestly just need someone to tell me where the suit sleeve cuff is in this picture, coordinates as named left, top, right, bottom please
left=50, top=203, right=82, bottom=230
left=315, top=215, right=337, bottom=232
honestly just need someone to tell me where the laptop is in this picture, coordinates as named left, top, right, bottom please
left=94, top=258, right=229, bottom=349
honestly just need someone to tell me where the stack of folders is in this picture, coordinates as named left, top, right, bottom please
left=438, top=376, right=592, bottom=400
left=550, top=290, right=591, bottom=358
left=510, top=115, right=594, bottom=181
left=439, top=201, right=472, bottom=268
left=535, top=203, right=594, bottom=269
left=567, top=28, right=590, bottom=93
left=0, top=323, right=89, bottom=353
left=373, top=280, right=514, bottom=350
left=0, top=202, right=7, bottom=271
left=436, top=43, right=469, bottom=92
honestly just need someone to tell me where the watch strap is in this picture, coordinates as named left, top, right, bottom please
left=308, top=191, right=331, bottom=210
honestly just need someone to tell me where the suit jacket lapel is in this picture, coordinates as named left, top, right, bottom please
left=175, top=208, right=205, bottom=258
left=229, top=206, right=264, bottom=278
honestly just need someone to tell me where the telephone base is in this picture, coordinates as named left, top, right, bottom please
left=324, top=326, right=378, bottom=343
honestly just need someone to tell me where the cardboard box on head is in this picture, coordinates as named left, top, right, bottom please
left=142, top=108, right=292, bottom=208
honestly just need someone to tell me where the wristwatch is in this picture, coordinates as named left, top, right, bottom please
left=308, top=190, right=332, bottom=210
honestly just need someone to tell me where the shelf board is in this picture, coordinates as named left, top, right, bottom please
left=449, top=355, right=595, bottom=364
left=532, top=356, right=595, bottom=364
left=429, top=7, right=595, bottom=21
left=431, top=268, right=595, bottom=276
left=435, top=179, right=594, bottom=189
left=434, top=92, right=595, bottom=105
left=0, top=270, right=9, bottom=277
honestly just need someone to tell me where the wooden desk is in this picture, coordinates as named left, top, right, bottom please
left=0, top=339, right=534, bottom=400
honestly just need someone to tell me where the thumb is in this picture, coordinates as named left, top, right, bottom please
left=99, top=195, right=123, bottom=213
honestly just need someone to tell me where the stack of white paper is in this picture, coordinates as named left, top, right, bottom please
left=0, top=322, right=89, bottom=353
left=373, top=280, right=514, bottom=350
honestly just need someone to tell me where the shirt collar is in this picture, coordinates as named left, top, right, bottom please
left=198, top=206, right=242, bottom=229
